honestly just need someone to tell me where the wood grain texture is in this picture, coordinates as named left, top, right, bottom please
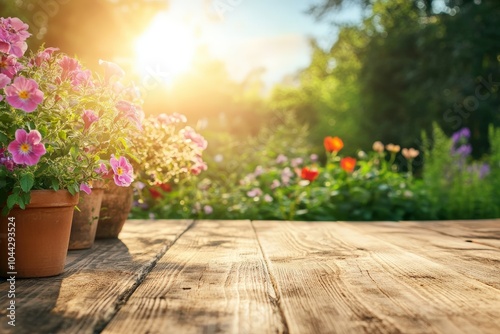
left=253, top=221, right=500, bottom=334
left=103, top=220, right=285, bottom=334
left=347, top=222, right=500, bottom=290
left=403, top=220, right=500, bottom=249
left=0, top=219, right=193, bottom=334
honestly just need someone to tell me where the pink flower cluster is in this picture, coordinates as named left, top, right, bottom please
left=7, top=129, right=46, bottom=166
left=0, top=147, right=14, bottom=171
left=0, top=17, right=30, bottom=58
left=94, top=156, right=135, bottom=188
left=182, top=126, right=208, bottom=175
left=116, top=100, right=143, bottom=130
left=158, top=112, right=187, bottom=125
left=59, top=56, right=93, bottom=88
left=0, top=18, right=44, bottom=113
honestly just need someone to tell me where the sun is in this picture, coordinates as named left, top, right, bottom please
left=134, top=13, right=197, bottom=84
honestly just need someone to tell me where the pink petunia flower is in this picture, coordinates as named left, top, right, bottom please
left=0, top=73, right=11, bottom=88
left=0, top=147, right=14, bottom=171
left=110, top=155, right=134, bottom=187
left=183, top=126, right=208, bottom=150
left=33, top=47, right=59, bottom=66
left=7, top=129, right=46, bottom=166
left=59, top=56, right=80, bottom=81
left=0, top=17, right=30, bottom=57
left=0, top=54, right=22, bottom=79
left=115, top=100, right=143, bottom=129
left=98, top=59, right=125, bottom=83
left=95, top=162, right=109, bottom=175
left=71, top=69, right=93, bottom=87
left=83, top=109, right=99, bottom=130
left=191, top=156, right=208, bottom=175
left=80, top=183, right=92, bottom=195
left=4, top=76, right=44, bottom=112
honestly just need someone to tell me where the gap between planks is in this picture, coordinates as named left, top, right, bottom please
left=93, top=219, right=196, bottom=333
left=250, top=220, right=290, bottom=334
left=101, top=220, right=287, bottom=334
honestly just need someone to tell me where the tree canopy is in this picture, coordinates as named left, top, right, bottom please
left=274, top=0, right=500, bottom=157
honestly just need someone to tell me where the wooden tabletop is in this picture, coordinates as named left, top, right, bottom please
left=1, top=219, right=499, bottom=334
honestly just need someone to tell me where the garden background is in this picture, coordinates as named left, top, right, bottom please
left=3, top=0, right=500, bottom=221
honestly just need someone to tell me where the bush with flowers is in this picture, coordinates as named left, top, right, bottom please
left=0, top=17, right=141, bottom=214
left=135, top=115, right=500, bottom=221
left=421, top=124, right=499, bottom=219
left=130, top=112, right=208, bottom=212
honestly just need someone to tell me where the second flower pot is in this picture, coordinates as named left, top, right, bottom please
left=95, top=183, right=133, bottom=239
left=69, top=187, right=105, bottom=250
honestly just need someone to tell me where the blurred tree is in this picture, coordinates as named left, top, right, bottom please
left=302, top=0, right=500, bottom=157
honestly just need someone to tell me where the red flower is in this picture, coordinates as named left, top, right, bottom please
left=340, top=157, right=357, bottom=173
left=149, top=188, right=162, bottom=199
left=148, top=183, right=172, bottom=200
left=324, top=136, right=344, bottom=153
left=300, top=167, right=319, bottom=182
left=158, top=183, right=172, bottom=192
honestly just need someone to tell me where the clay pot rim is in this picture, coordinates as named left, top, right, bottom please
left=9, top=190, right=79, bottom=209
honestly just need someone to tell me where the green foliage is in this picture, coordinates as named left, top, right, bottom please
left=131, top=119, right=436, bottom=221
left=0, top=42, right=140, bottom=211
left=422, top=124, right=499, bottom=219
left=132, top=119, right=500, bottom=221
left=274, top=0, right=500, bottom=158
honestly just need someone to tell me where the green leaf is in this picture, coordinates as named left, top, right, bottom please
left=38, top=125, right=48, bottom=137
left=18, top=196, right=25, bottom=210
left=20, top=173, right=35, bottom=192
left=2, top=206, right=10, bottom=216
left=21, top=192, right=31, bottom=207
left=58, top=131, right=67, bottom=140
left=0, top=113, right=12, bottom=123
left=0, top=131, right=7, bottom=143
left=118, top=137, right=129, bottom=149
left=69, top=146, right=79, bottom=158
left=7, top=193, right=19, bottom=209
left=51, top=178, right=60, bottom=191
left=68, top=183, right=79, bottom=195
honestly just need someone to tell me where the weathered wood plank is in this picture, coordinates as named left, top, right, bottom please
left=0, top=219, right=193, bottom=334
left=403, top=220, right=500, bottom=249
left=253, top=221, right=500, bottom=334
left=347, top=222, right=500, bottom=290
left=102, top=220, right=286, bottom=334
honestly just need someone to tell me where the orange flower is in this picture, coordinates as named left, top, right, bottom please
left=372, top=141, right=384, bottom=153
left=386, top=144, right=401, bottom=154
left=340, top=157, right=357, bottom=173
left=402, top=148, right=419, bottom=159
left=324, top=136, right=344, bottom=153
left=300, top=167, right=319, bottom=182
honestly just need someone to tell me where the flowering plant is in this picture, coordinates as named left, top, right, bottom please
left=131, top=113, right=207, bottom=203
left=0, top=17, right=142, bottom=214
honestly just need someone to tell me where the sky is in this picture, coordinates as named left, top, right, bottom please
left=135, top=0, right=362, bottom=87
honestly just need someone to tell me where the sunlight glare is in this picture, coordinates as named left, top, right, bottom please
left=135, top=13, right=197, bottom=84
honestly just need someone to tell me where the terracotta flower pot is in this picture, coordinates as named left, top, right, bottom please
left=0, top=190, right=79, bottom=278
left=69, top=187, right=104, bottom=250
left=96, top=183, right=133, bottom=239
